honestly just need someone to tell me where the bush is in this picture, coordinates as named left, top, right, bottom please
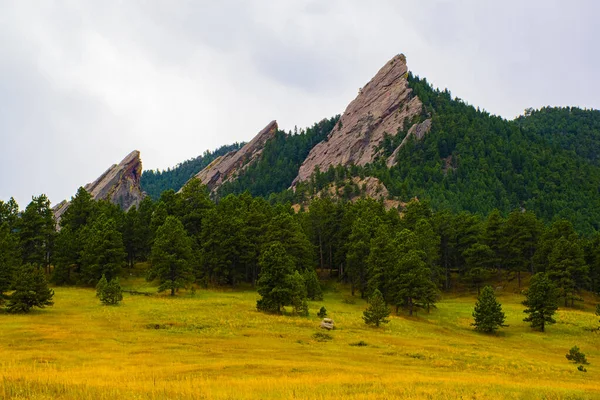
left=312, top=332, right=332, bottom=342
left=317, top=306, right=328, bottom=318
left=350, top=340, right=368, bottom=347
left=566, top=346, right=589, bottom=365
left=96, top=275, right=123, bottom=305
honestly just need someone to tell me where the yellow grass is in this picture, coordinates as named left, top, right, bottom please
left=1, top=282, right=599, bottom=399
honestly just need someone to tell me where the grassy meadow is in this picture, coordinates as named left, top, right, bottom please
left=1, top=277, right=599, bottom=399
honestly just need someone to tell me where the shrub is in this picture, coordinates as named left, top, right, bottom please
left=317, top=306, right=328, bottom=318
left=96, top=275, right=123, bottom=305
left=566, top=346, right=589, bottom=365
left=312, top=332, right=332, bottom=342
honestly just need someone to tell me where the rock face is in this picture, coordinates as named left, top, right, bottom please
left=53, top=150, right=145, bottom=224
left=187, top=120, right=278, bottom=192
left=293, top=54, right=424, bottom=185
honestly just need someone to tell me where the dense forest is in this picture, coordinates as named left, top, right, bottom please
left=2, top=183, right=599, bottom=314
left=140, top=143, right=243, bottom=200
left=203, top=75, right=600, bottom=234
left=216, top=116, right=339, bottom=199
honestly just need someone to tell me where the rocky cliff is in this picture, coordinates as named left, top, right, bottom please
left=187, top=120, right=278, bottom=192
left=53, top=150, right=145, bottom=224
left=293, top=54, right=425, bottom=185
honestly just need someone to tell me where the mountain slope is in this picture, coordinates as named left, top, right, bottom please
left=140, top=143, right=243, bottom=200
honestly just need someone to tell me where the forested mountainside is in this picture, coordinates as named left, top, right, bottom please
left=363, top=74, right=600, bottom=234
left=216, top=116, right=339, bottom=199
left=201, top=73, right=600, bottom=234
left=140, top=143, right=243, bottom=200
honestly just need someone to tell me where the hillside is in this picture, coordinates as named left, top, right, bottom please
left=177, top=56, right=600, bottom=234
left=140, top=143, right=243, bottom=200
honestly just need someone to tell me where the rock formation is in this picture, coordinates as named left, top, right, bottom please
left=186, top=120, right=278, bottom=192
left=293, top=54, right=425, bottom=185
left=53, top=150, right=145, bottom=224
left=320, top=318, right=335, bottom=330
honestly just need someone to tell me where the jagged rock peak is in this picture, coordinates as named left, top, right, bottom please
left=293, top=54, right=423, bottom=185
left=188, top=120, right=278, bottom=192
left=53, top=150, right=145, bottom=224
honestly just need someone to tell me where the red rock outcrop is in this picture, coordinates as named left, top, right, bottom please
left=187, top=120, right=278, bottom=192
left=53, top=150, right=145, bottom=224
left=293, top=54, right=424, bottom=185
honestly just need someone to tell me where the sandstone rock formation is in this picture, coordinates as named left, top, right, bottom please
left=186, top=121, right=278, bottom=192
left=53, top=150, right=145, bottom=224
left=293, top=54, right=425, bottom=185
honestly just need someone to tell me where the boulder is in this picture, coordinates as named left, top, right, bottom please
left=320, top=318, right=335, bottom=330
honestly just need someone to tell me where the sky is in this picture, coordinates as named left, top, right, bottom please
left=1, top=0, right=599, bottom=208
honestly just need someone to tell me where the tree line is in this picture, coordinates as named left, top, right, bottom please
left=2, top=182, right=600, bottom=314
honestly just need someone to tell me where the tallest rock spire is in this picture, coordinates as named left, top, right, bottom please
left=292, top=54, right=423, bottom=185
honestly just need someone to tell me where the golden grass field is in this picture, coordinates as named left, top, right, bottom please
left=1, top=277, right=599, bottom=399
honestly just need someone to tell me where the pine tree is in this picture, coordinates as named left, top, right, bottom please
left=6, top=265, right=54, bottom=313
left=96, top=275, right=123, bottom=305
left=256, top=243, right=300, bottom=313
left=472, top=286, right=507, bottom=333
left=80, top=217, right=126, bottom=285
left=148, top=216, right=194, bottom=296
left=317, top=306, right=328, bottom=318
left=0, top=222, right=19, bottom=302
left=303, top=269, right=323, bottom=300
left=522, top=273, right=559, bottom=332
left=363, top=288, right=390, bottom=327
left=19, top=194, right=55, bottom=272
left=547, top=237, right=589, bottom=307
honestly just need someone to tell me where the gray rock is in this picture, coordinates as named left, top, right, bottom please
left=320, top=318, right=335, bottom=330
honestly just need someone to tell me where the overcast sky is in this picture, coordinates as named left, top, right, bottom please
left=1, top=1, right=599, bottom=207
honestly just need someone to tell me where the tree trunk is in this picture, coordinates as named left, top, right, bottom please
left=517, top=270, right=521, bottom=289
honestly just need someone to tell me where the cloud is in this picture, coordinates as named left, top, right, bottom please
left=0, top=0, right=599, bottom=207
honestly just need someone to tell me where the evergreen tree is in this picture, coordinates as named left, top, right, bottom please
left=0, top=223, right=19, bottom=302
left=256, top=243, right=302, bottom=313
left=366, top=224, right=397, bottom=301
left=547, top=237, right=589, bottom=307
left=303, top=269, right=323, bottom=300
left=363, top=288, right=390, bottom=327
left=393, top=250, right=438, bottom=316
left=0, top=197, right=20, bottom=231
left=317, top=306, right=328, bottom=318
left=472, top=286, right=507, bottom=333
left=522, top=273, right=559, bottom=332
left=19, top=194, right=55, bottom=272
left=148, top=216, right=194, bottom=296
left=6, top=265, right=54, bottom=313
left=96, top=274, right=123, bottom=305
left=80, top=217, right=126, bottom=285
left=463, top=243, right=494, bottom=295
